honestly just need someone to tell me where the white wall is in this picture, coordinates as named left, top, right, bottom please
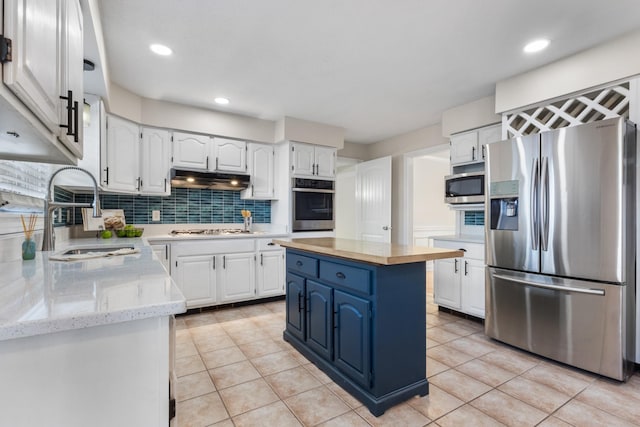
left=413, top=155, right=454, bottom=228
left=335, top=164, right=357, bottom=239
left=275, top=117, right=345, bottom=149
left=496, top=29, right=640, bottom=113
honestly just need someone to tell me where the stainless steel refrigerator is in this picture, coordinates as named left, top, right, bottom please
left=485, top=116, right=636, bottom=381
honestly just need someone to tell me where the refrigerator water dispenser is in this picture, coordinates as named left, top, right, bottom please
left=490, top=198, right=518, bottom=230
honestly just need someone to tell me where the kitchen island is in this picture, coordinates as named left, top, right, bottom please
left=273, top=237, right=463, bottom=416
left=0, top=238, right=186, bottom=427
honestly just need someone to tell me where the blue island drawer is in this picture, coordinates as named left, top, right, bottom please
left=287, top=253, right=318, bottom=277
left=319, top=261, right=371, bottom=295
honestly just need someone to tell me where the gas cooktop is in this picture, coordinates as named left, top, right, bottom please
left=169, top=228, right=250, bottom=236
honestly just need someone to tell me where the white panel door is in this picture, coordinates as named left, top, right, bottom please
left=314, top=146, right=336, bottom=178
left=175, top=255, right=217, bottom=308
left=3, top=0, right=61, bottom=133
left=450, top=131, right=479, bottom=165
left=245, top=143, right=274, bottom=199
left=141, top=127, right=171, bottom=195
left=105, top=115, right=139, bottom=192
left=355, top=156, right=392, bottom=243
left=291, top=143, right=315, bottom=176
left=461, top=258, right=485, bottom=318
left=213, top=137, right=246, bottom=172
left=172, top=132, right=211, bottom=170
left=219, top=253, right=255, bottom=302
left=433, top=258, right=461, bottom=309
left=257, top=250, right=285, bottom=297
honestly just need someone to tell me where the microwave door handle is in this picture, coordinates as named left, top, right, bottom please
left=531, top=158, right=539, bottom=251
left=540, top=157, right=550, bottom=251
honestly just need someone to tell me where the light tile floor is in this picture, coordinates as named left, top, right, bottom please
left=175, top=274, right=640, bottom=426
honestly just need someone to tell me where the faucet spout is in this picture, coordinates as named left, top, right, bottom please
left=42, top=167, right=101, bottom=251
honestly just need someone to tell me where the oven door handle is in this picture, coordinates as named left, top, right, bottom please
left=492, top=274, right=605, bottom=296
left=292, top=188, right=335, bottom=193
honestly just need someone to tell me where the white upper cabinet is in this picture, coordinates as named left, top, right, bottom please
left=104, top=116, right=139, bottom=193
left=242, top=143, right=275, bottom=200
left=291, top=142, right=336, bottom=179
left=103, top=115, right=170, bottom=195
left=140, top=127, right=171, bottom=195
left=172, top=131, right=211, bottom=170
left=2, top=0, right=84, bottom=159
left=213, top=137, right=246, bottom=173
left=59, top=0, right=83, bottom=157
left=450, top=123, right=502, bottom=166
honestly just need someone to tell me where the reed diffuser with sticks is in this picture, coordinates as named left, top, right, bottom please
left=21, top=214, right=37, bottom=260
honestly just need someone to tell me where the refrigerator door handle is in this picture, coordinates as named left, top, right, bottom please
left=531, top=158, right=540, bottom=251
left=540, top=157, right=550, bottom=251
left=492, top=274, right=605, bottom=296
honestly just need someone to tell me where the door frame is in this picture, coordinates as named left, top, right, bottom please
left=401, top=143, right=450, bottom=246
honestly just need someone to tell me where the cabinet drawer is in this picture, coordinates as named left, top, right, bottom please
left=287, top=253, right=318, bottom=277
left=319, top=261, right=371, bottom=295
left=433, top=239, right=484, bottom=260
left=256, top=238, right=282, bottom=251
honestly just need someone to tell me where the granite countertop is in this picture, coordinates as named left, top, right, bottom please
left=431, top=235, right=485, bottom=244
left=0, top=238, right=186, bottom=341
left=273, top=237, right=464, bottom=265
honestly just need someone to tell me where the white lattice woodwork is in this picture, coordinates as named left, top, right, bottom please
left=503, top=83, right=630, bottom=138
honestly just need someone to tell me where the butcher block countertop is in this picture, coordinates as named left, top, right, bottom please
left=272, top=237, right=464, bottom=265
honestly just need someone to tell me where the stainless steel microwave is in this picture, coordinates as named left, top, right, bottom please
left=444, top=171, right=485, bottom=204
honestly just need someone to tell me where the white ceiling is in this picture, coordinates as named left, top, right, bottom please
left=94, top=0, right=640, bottom=144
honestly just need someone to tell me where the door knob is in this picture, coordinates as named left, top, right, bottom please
left=382, top=225, right=392, bottom=230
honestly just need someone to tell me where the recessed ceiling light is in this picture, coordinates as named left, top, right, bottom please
left=150, top=44, right=172, bottom=56
left=214, top=97, right=230, bottom=105
left=523, top=39, right=550, bottom=53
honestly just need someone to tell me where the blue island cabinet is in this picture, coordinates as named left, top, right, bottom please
left=283, top=248, right=428, bottom=416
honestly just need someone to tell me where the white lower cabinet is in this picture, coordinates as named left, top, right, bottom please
left=170, top=238, right=285, bottom=309
left=219, top=252, right=256, bottom=302
left=256, top=239, right=285, bottom=297
left=151, top=243, right=171, bottom=273
left=433, top=239, right=485, bottom=318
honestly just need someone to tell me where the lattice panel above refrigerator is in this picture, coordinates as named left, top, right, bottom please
left=503, top=83, right=630, bottom=138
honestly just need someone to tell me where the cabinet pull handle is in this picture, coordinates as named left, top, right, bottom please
left=59, top=90, right=73, bottom=136
left=223, top=255, right=226, bottom=269
left=482, top=145, right=485, bottom=159
left=267, top=242, right=275, bottom=246
left=165, top=246, right=168, bottom=260
left=335, top=272, right=346, bottom=279
left=216, top=157, right=219, bottom=170
left=103, top=167, right=109, bottom=185
left=454, top=259, right=458, bottom=273
left=164, top=178, right=167, bottom=192
left=472, top=146, right=476, bottom=160
left=72, top=100, right=79, bottom=142
left=206, top=156, right=209, bottom=170
left=260, top=254, right=263, bottom=266
left=213, top=256, right=216, bottom=270
left=464, top=260, right=469, bottom=276
left=298, top=293, right=304, bottom=311
left=296, top=260, right=303, bottom=267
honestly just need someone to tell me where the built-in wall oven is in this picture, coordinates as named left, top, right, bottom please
left=292, top=178, right=335, bottom=231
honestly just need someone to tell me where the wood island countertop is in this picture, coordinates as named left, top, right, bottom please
left=272, top=237, right=464, bottom=265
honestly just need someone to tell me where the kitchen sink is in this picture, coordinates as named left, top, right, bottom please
left=61, top=245, right=135, bottom=255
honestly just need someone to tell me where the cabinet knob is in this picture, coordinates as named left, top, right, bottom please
left=296, top=260, right=303, bottom=267
left=335, top=272, right=346, bottom=279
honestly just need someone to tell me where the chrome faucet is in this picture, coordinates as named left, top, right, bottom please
left=42, top=166, right=101, bottom=251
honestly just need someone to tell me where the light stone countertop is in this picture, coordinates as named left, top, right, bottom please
left=0, top=237, right=186, bottom=341
left=430, top=234, right=485, bottom=244
left=273, top=237, right=464, bottom=265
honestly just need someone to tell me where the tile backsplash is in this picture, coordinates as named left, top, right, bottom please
left=464, top=210, right=484, bottom=226
left=58, top=187, right=270, bottom=226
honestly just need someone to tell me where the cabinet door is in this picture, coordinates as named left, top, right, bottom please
left=433, top=258, right=462, bottom=309
left=334, top=290, right=370, bottom=388
left=286, top=273, right=306, bottom=341
left=461, top=258, right=485, bottom=318
left=257, top=250, right=285, bottom=297
left=246, top=143, right=275, bottom=199
left=477, top=124, right=502, bottom=161
left=58, top=0, right=83, bottom=157
left=219, top=253, right=255, bottom=302
left=291, top=143, right=315, bottom=177
left=172, top=132, right=211, bottom=170
left=314, top=146, right=336, bottom=178
left=141, top=127, right=171, bottom=195
left=175, top=255, right=217, bottom=308
left=306, top=280, right=333, bottom=361
left=450, top=132, right=479, bottom=165
left=151, top=244, right=170, bottom=274
left=3, top=0, right=61, bottom=134
left=213, top=137, right=246, bottom=172
left=105, top=115, right=139, bottom=192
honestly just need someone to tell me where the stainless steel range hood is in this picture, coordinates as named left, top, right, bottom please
left=170, top=169, right=250, bottom=190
